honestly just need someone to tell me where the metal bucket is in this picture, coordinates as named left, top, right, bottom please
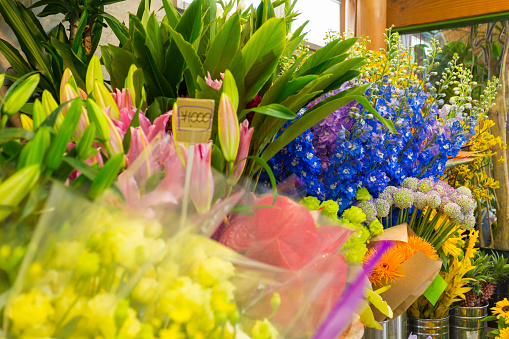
left=408, top=316, right=449, bottom=339
left=450, top=305, right=488, bottom=339
left=363, top=313, right=407, bottom=339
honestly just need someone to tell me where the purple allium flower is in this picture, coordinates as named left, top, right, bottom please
left=434, top=185, right=448, bottom=196
left=383, top=186, right=398, bottom=195
left=379, top=191, right=394, bottom=206
left=402, top=177, right=419, bottom=191
left=444, top=202, right=462, bottom=220
left=454, top=194, right=475, bottom=214
left=417, top=178, right=435, bottom=193
left=462, top=214, right=476, bottom=229
left=457, top=186, right=472, bottom=197
left=426, top=192, right=441, bottom=209
left=414, top=192, right=427, bottom=210
left=357, top=201, right=378, bottom=222
left=374, top=198, right=391, bottom=218
left=439, top=195, right=452, bottom=212
left=394, top=188, right=414, bottom=209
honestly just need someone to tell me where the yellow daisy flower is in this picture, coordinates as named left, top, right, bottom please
left=492, top=298, right=509, bottom=323
left=497, top=327, right=509, bottom=339
left=441, top=227, right=466, bottom=258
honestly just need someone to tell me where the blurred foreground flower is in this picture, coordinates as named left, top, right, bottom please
left=190, top=142, right=214, bottom=214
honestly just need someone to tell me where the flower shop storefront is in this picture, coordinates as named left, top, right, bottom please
left=1, top=0, right=509, bottom=338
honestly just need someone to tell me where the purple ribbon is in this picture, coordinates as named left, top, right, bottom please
left=312, top=241, right=393, bottom=339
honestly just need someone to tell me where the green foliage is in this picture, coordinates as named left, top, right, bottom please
left=0, top=0, right=125, bottom=97
left=0, top=70, right=125, bottom=229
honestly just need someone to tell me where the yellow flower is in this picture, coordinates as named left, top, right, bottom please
left=7, top=289, right=54, bottom=333
left=492, top=298, right=509, bottom=323
left=196, top=257, right=235, bottom=287
left=497, top=327, right=509, bottom=339
left=118, top=308, right=142, bottom=339
left=160, top=324, right=186, bottom=339
left=85, top=292, right=118, bottom=338
left=132, top=277, right=159, bottom=304
left=442, top=228, right=466, bottom=258
left=251, top=319, right=280, bottom=339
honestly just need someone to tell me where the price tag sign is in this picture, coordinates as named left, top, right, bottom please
left=175, top=98, right=215, bottom=144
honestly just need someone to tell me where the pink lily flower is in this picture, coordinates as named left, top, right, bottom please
left=112, top=88, right=133, bottom=111
left=228, top=120, right=254, bottom=185
left=190, top=142, right=214, bottom=214
left=127, top=126, right=155, bottom=186
left=205, top=72, right=223, bottom=90
left=218, top=93, right=240, bottom=162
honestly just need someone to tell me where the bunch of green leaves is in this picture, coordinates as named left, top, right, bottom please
left=0, top=70, right=125, bottom=294
left=30, top=0, right=126, bottom=57
left=0, top=0, right=124, bottom=98
left=464, top=251, right=492, bottom=293
left=488, top=252, right=509, bottom=284
left=0, top=72, right=125, bottom=224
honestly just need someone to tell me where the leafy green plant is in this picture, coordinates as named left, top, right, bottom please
left=30, top=0, right=126, bottom=58
left=0, top=71, right=125, bottom=228
left=0, top=0, right=125, bottom=97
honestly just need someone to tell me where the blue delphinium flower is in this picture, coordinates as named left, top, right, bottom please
left=261, top=37, right=485, bottom=214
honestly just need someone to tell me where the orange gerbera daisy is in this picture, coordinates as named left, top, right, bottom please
left=405, top=236, right=440, bottom=261
left=365, top=244, right=406, bottom=286
left=365, top=236, right=439, bottom=286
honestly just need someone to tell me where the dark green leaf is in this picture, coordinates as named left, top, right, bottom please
left=145, top=13, right=165, bottom=70
left=0, top=128, right=34, bottom=143
left=240, top=104, right=296, bottom=120
left=230, top=18, right=286, bottom=105
left=277, top=75, right=318, bottom=103
left=0, top=0, right=53, bottom=82
left=103, top=14, right=129, bottom=46
left=122, top=107, right=141, bottom=151
left=89, top=153, right=124, bottom=199
left=72, top=8, right=88, bottom=53
left=161, top=0, right=180, bottom=28
left=133, top=28, right=174, bottom=98
left=203, top=13, right=240, bottom=79
left=63, top=157, right=99, bottom=181
left=162, top=22, right=205, bottom=91
left=45, top=100, right=83, bottom=170
left=145, top=171, right=166, bottom=193
left=0, top=38, right=32, bottom=75
left=283, top=20, right=308, bottom=58
left=50, top=37, right=87, bottom=89
left=108, top=45, right=137, bottom=89
left=296, top=37, right=358, bottom=77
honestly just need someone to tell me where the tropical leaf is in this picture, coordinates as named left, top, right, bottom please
left=203, top=13, right=241, bottom=79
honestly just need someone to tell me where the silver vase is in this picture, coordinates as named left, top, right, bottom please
left=450, top=304, right=488, bottom=339
left=363, top=313, right=408, bottom=339
left=408, top=316, right=449, bottom=339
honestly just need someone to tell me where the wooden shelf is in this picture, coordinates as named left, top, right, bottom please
left=387, top=0, right=509, bottom=29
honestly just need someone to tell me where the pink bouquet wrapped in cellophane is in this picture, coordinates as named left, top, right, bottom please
left=0, top=181, right=388, bottom=339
